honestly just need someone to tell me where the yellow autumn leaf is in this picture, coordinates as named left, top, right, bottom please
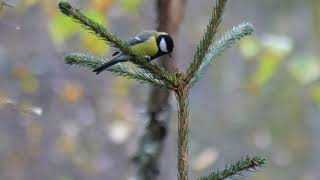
left=120, top=0, right=144, bottom=13
left=91, top=0, right=114, bottom=12
left=250, top=48, right=284, bottom=88
left=287, top=56, right=320, bottom=85
left=41, top=0, right=57, bottom=17
left=81, top=32, right=109, bottom=55
left=21, top=76, right=39, bottom=94
left=310, top=85, right=320, bottom=105
left=23, top=0, right=41, bottom=7
left=49, top=12, right=79, bottom=44
left=247, top=35, right=293, bottom=93
left=111, top=76, right=133, bottom=97
left=80, top=9, right=109, bottom=55
left=56, top=134, right=76, bottom=155
left=12, top=64, right=39, bottom=94
left=62, top=83, right=83, bottom=103
left=238, top=36, right=260, bottom=59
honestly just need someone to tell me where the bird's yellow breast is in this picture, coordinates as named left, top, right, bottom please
left=130, top=36, right=159, bottom=57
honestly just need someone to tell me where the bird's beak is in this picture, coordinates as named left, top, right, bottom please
left=168, top=53, right=172, bottom=58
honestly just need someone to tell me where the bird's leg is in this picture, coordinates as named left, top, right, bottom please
left=144, top=55, right=151, bottom=61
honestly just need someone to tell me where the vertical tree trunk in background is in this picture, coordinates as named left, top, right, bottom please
left=133, top=0, right=186, bottom=180
left=312, top=0, right=320, bottom=39
left=311, top=0, right=320, bottom=178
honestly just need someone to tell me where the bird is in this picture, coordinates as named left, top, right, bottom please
left=93, top=30, right=174, bottom=74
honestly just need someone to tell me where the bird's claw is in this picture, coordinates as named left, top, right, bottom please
left=144, top=56, right=151, bottom=61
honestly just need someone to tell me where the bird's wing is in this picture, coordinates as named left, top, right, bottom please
left=127, top=30, right=157, bottom=46
left=112, top=31, right=157, bottom=56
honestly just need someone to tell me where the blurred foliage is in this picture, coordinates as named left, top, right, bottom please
left=241, top=35, right=293, bottom=94
left=92, top=0, right=113, bottom=12
left=287, top=55, right=320, bottom=85
left=61, top=82, right=83, bottom=103
left=239, top=33, right=320, bottom=108
left=111, top=76, right=133, bottom=97
left=238, top=37, right=260, bottom=59
left=0, top=1, right=13, bottom=15
left=12, top=64, right=39, bottom=94
left=120, top=0, right=144, bottom=14
left=23, top=0, right=40, bottom=7
left=0, top=0, right=320, bottom=180
left=56, top=131, right=77, bottom=155
left=16, top=0, right=144, bottom=55
left=50, top=7, right=109, bottom=55
left=49, top=12, right=79, bottom=44
left=310, top=84, right=320, bottom=106
left=312, top=0, right=320, bottom=38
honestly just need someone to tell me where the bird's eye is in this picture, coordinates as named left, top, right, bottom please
left=159, top=38, right=168, bottom=53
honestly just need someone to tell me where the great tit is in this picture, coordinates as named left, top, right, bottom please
left=93, top=30, right=174, bottom=74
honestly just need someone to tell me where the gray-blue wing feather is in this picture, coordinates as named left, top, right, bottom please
left=127, top=31, right=155, bottom=45
left=112, top=31, right=156, bottom=56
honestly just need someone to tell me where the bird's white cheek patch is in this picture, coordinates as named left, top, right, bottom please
left=160, top=38, right=168, bottom=53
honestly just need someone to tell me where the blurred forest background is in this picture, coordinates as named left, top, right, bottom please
left=0, top=0, right=320, bottom=179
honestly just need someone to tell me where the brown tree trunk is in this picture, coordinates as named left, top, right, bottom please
left=133, top=0, right=186, bottom=180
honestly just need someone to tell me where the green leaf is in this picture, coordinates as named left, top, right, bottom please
left=250, top=49, right=283, bottom=87
left=80, top=9, right=109, bottom=55
left=247, top=35, right=293, bottom=92
left=120, top=0, right=144, bottom=13
left=287, top=55, right=320, bottom=85
left=23, top=0, right=41, bottom=7
left=49, top=12, right=79, bottom=44
left=50, top=7, right=109, bottom=54
left=310, top=84, right=320, bottom=106
left=83, top=8, right=106, bottom=24
left=238, top=36, right=260, bottom=59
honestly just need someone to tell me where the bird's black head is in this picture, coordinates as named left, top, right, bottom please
left=157, top=34, right=174, bottom=55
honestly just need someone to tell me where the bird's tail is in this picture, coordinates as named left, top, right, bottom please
left=93, top=55, right=127, bottom=74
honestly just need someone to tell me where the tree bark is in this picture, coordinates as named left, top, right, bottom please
left=176, top=88, right=189, bottom=180
left=133, top=0, right=186, bottom=179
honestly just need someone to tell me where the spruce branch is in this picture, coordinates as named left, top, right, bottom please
left=65, top=54, right=168, bottom=88
left=198, top=156, right=266, bottom=180
left=58, top=1, right=177, bottom=88
left=185, top=0, right=227, bottom=85
left=191, top=22, right=254, bottom=85
left=58, top=1, right=264, bottom=180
